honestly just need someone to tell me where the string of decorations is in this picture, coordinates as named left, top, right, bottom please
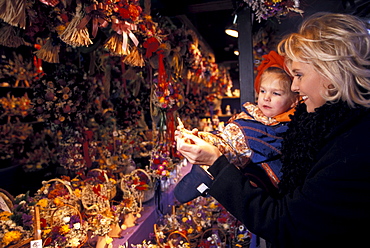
left=243, top=0, right=303, bottom=22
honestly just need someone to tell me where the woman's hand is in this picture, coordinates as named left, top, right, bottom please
left=176, top=132, right=222, bottom=165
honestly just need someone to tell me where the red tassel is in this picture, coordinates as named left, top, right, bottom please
left=157, top=51, right=166, bottom=88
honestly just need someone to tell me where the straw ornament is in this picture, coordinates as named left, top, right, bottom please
left=59, top=3, right=93, bottom=47
left=0, top=0, right=26, bottom=29
left=123, top=46, right=145, bottom=67
left=34, top=38, right=60, bottom=63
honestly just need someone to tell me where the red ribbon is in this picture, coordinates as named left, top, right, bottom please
left=33, top=43, right=44, bottom=75
left=82, top=130, right=94, bottom=169
left=38, top=0, right=59, bottom=7
left=77, top=3, right=109, bottom=38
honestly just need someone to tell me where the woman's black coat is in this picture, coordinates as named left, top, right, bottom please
left=207, top=102, right=370, bottom=248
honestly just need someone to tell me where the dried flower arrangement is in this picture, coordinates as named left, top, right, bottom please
left=0, top=193, right=35, bottom=247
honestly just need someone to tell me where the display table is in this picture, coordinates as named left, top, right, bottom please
left=112, top=161, right=191, bottom=247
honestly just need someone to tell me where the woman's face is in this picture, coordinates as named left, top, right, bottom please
left=290, top=61, right=330, bottom=112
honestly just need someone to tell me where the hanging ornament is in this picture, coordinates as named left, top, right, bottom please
left=104, top=32, right=131, bottom=56
left=38, top=0, right=60, bottom=7
left=143, top=36, right=160, bottom=59
left=104, top=18, right=139, bottom=57
left=123, top=45, right=145, bottom=67
left=59, top=3, right=93, bottom=47
left=0, top=0, right=26, bottom=29
left=0, top=23, right=24, bottom=47
left=34, top=37, right=60, bottom=63
left=76, top=2, right=109, bottom=38
left=243, top=0, right=303, bottom=22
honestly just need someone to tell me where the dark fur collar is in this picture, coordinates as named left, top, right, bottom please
left=278, top=101, right=368, bottom=195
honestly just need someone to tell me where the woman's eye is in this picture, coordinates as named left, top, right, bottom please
left=294, top=74, right=302, bottom=79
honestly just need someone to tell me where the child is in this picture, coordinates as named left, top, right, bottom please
left=174, top=51, right=298, bottom=203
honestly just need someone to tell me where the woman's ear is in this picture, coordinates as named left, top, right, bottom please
left=327, top=83, right=337, bottom=97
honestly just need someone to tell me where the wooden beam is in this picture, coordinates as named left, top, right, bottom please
left=237, top=6, right=255, bottom=106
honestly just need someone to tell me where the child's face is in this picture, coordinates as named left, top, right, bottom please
left=257, top=72, right=297, bottom=118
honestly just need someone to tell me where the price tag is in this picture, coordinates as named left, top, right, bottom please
left=30, top=240, right=42, bottom=248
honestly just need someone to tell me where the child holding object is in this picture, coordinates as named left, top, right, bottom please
left=174, top=51, right=298, bottom=203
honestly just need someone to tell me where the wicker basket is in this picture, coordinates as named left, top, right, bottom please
left=154, top=224, right=189, bottom=248
left=42, top=178, right=81, bottom=212
left=168, top=230, right=191, bottom=247
left=120, top=168, right=155, bottom=203
left=81, top=182, right=111, bottom=215
left=199, top=227, right=227, bottom=248
left=0, top=188, right=14, bottom=212
left=88, top=169, right=117, bottom=200
left=45, top=204, right=88, bottom=248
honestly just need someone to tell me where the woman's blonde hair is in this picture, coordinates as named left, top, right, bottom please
left=278, top=12, right=370, bottom=108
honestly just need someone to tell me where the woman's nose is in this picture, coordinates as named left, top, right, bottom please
left=291, top=79, right=300, bottom=93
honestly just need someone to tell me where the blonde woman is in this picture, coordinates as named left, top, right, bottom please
left=175, top=12, right=370, bottom=248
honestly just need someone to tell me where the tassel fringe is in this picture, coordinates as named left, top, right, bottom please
left=0, top=0, right=26, bottom=29
left=123, top=46, right=145, bottom=67
left=104, top=33, right=130, bottom=57
left=59, top=4, right=93, bottom=47
left=34, top=38, right=60, bottom=63
left=0, top=24, right=24, bottom=47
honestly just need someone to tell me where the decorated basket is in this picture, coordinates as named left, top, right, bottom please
left=120, top=168, right=156, bottom=203
left=0, top=188, right=14, bottom=212
left=38, top=178, right=81, bottom=216
left=198, top=227, right=227, bottom=248
left=87, top=169, right=117, bottom=200
left=81, top=182, right=111, bottom=216
left=167, top=230, right=191, bottom=248
left=154, top=223, right=190, bottom=248
left=43, top=204, right=88, bottom=248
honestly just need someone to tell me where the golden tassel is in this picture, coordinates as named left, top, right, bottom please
left=104, top=33, right=130, bottom=56
left=0, top=24, right=24, bottom=47
left=0, top=0, right=26, bottom=29
left=34, top=38, right=60, bottom=63
left=0, top=0, right=8, bottom=18
left=59, top=3, right=93, bottom=47
left=123, top=46, right=145, bottom=67
left=169, top=48, right=183, bottom=76
left=10, top=0, right=26, bottom=29
left=0, top=0, right=15, bottom=26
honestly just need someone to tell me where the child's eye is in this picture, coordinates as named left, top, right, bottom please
left=273, top=92, right=282, bottom=96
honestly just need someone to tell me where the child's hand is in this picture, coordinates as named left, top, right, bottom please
left=176, top=132, right=222, bottom=165
left=176, top=117, right=199, bottom=143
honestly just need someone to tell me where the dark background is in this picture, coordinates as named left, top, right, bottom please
left=151, top=0, right=370, bottom=64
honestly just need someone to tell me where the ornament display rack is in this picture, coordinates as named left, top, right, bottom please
left=202, top=96, right=241, bottom=123
left=220, top=96, right=241, bottom=116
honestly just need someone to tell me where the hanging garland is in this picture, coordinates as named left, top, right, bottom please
left=243, top=0, right=303, bottom=22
